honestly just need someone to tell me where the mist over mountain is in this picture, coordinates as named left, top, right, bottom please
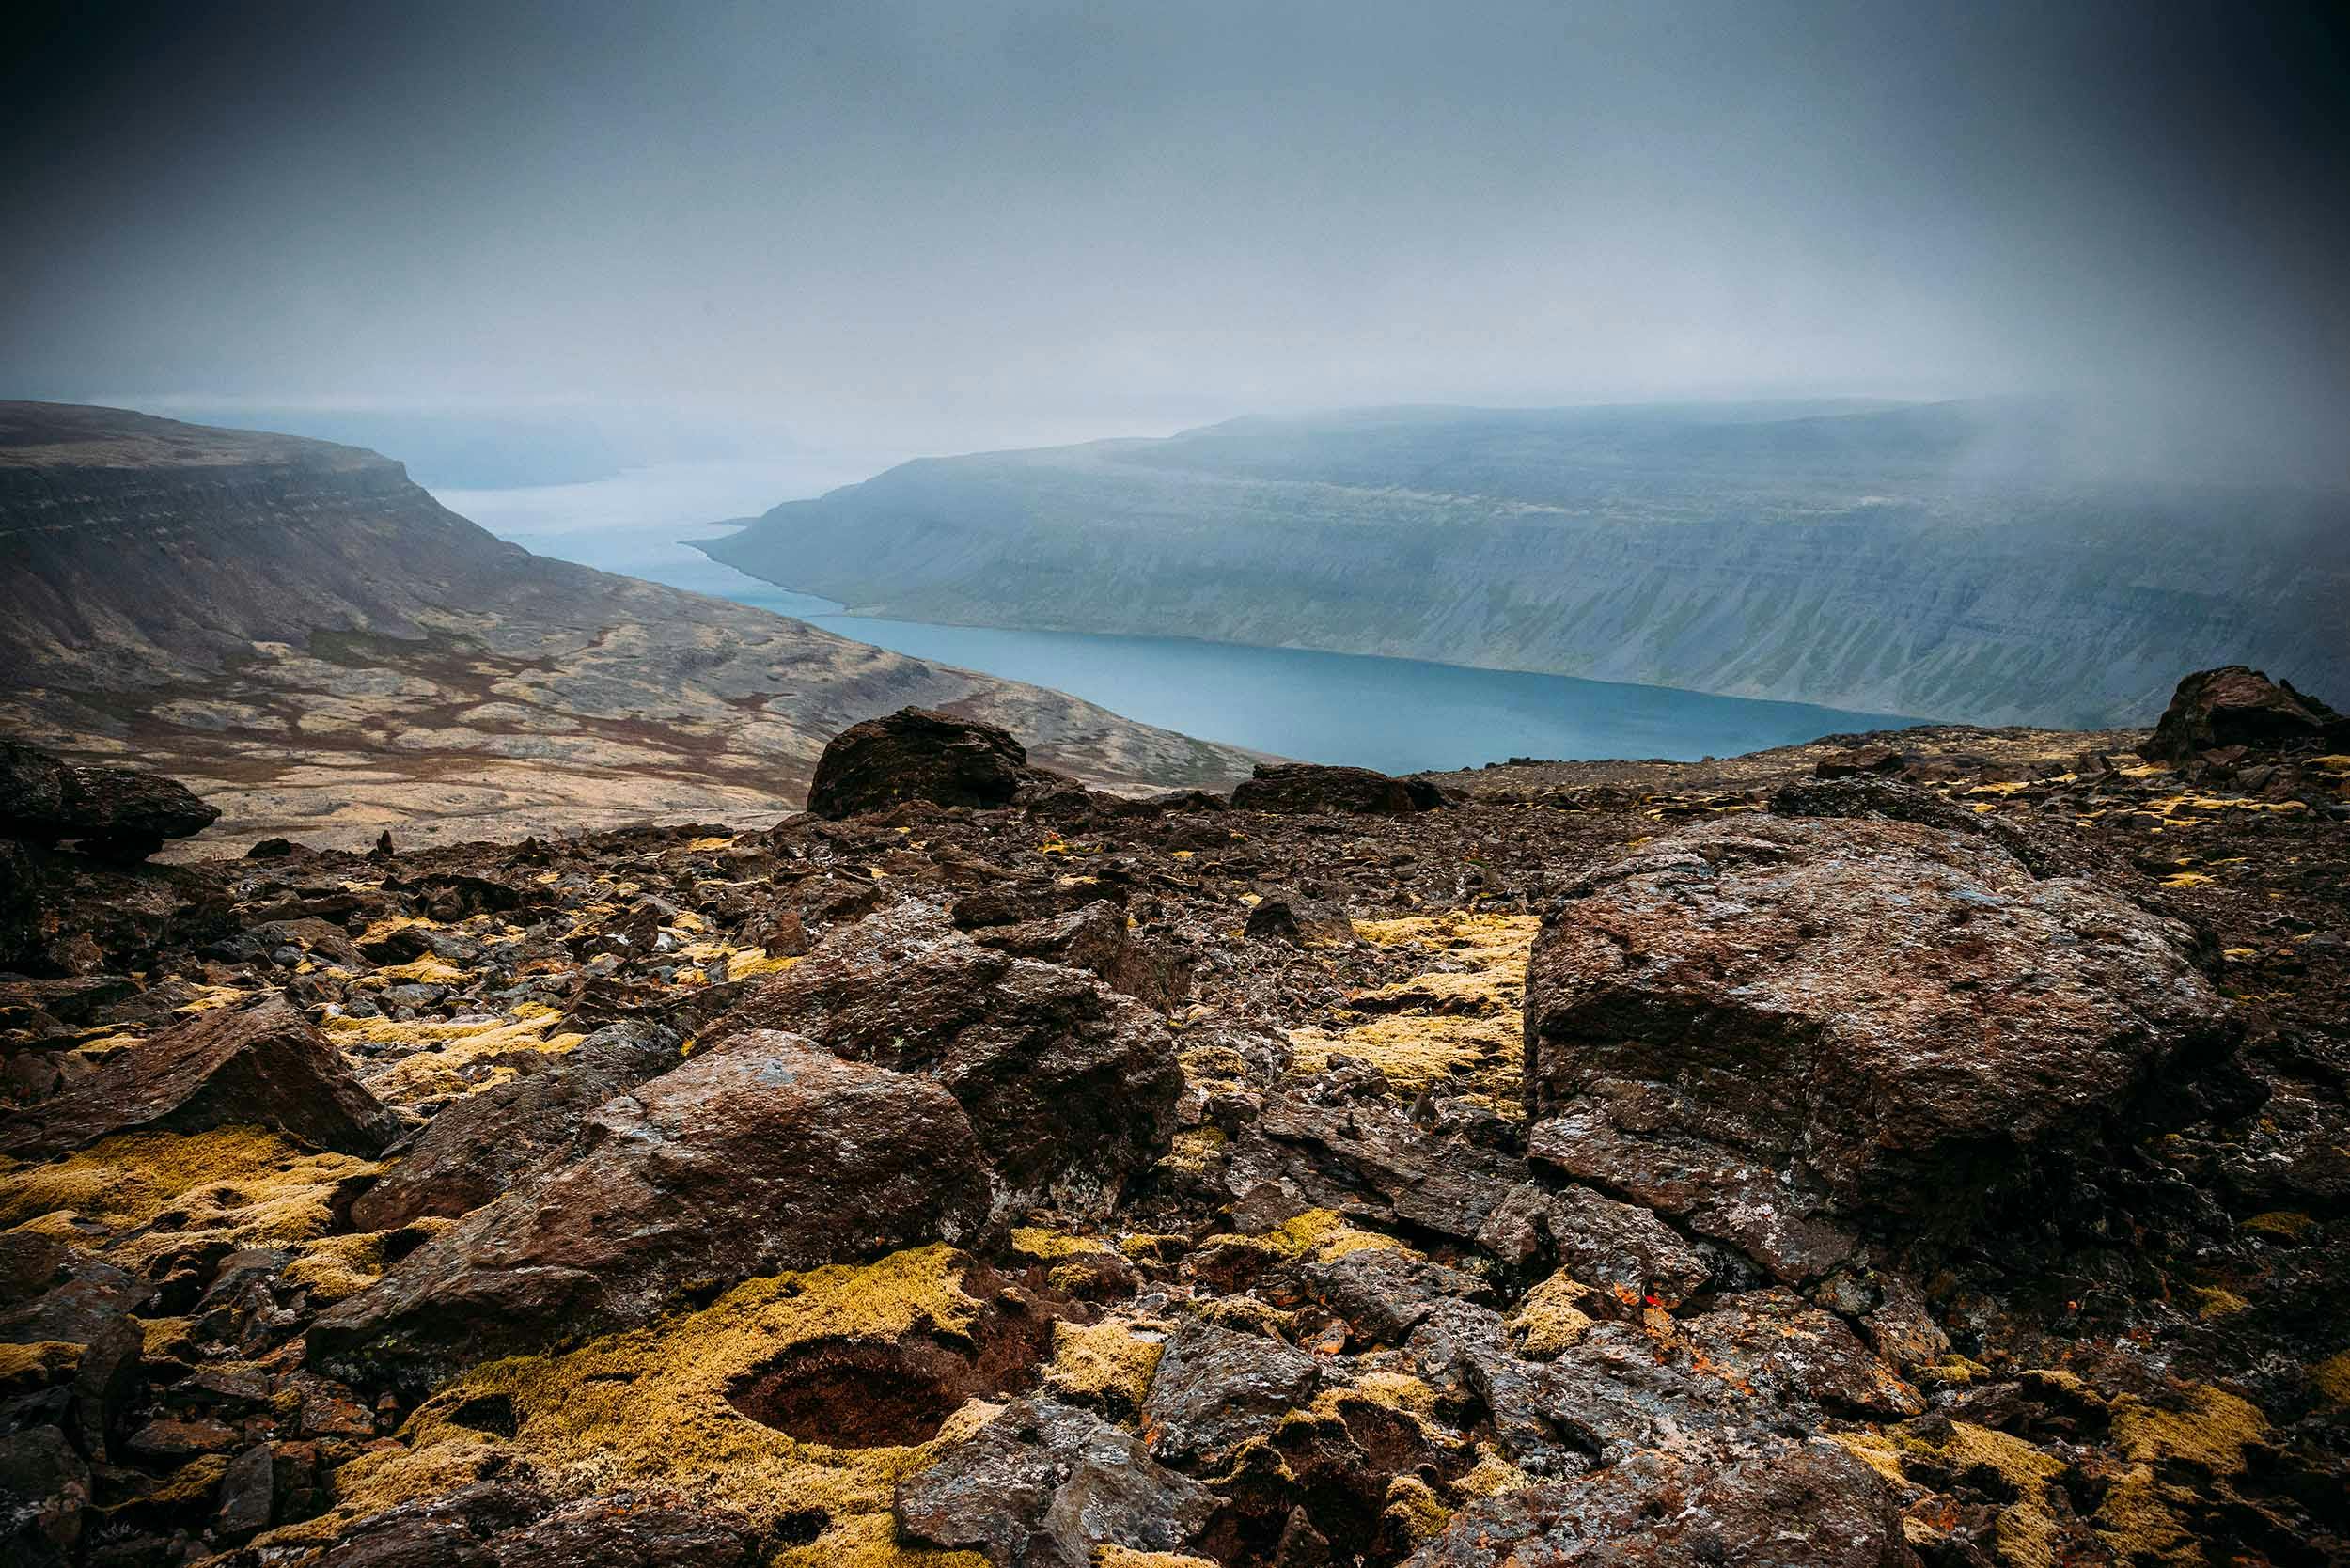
left=706, top=400, right=2350, bottom=729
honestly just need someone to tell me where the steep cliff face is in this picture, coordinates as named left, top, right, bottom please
left=705, top=402, right=2350, bottom=728
left=0, top=402, right=1257, bottom=848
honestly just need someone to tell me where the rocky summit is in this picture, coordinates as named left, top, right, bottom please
left=2, top=681, right=2347, bottom=1568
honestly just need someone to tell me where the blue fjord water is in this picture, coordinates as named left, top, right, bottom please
left=509, top=521, right=1920, bottom=776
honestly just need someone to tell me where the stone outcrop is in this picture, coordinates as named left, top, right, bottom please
left=2139, top=665, right=2348, bottom=761
left=346, top=1022, right=681, bottom=1231
left=1231, top=760, right=1446, bottom=814
left=1, top=996, right=400, bottom=1159
left=306, top=1032, right=993, bottom=1389
left=1523, top=815, right=2236, bottom=1233
left=0, top=739, right=217, bottom=862
left=806, top=706, right=1057, bottom=818
left=706, top=907, right=1182, bottom=1215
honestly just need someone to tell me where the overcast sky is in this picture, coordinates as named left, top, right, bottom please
left=5, top=0, right=2345, bottom=473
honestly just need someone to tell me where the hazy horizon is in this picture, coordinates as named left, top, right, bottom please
left=6, top=0, right=2347, bottom=485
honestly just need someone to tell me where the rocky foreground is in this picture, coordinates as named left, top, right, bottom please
left=2, top=674, right=2347, bottom=1567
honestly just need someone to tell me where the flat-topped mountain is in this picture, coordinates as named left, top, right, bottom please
left=0, top=402, right=1258, bottom=849
left=704, top=400, right=2350, bottom=729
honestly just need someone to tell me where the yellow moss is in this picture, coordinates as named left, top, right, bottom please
left=0, top=1340, right=83, bottom=1390
left=1380, top=1473, right=1452, bottom=1549
left=2159, top=872, right=2213, bottom=888
left=2187, top=1284, right=2249, bottom=1319
left=1343, top=1370, right=1439, bottom=1420
left=1010, top=1227, right=1116, bottom=1262
left=137, top=1317, right=197, bottom=1361
left=337, top=1004, right=585, bottom=1104
left=1449, top=1447, right=1530, bottom=1501
left=316, top=1247, right=997, bottom=1548
left=1201, top=1207, right=1412, bottom=1267
left=1092, top=1549, right=1218, bottom=1568
left=1893, top=1420, right=2068, bottom=1568
left=1116, top=1233, right=1190, bottom=1262
left=1506, top=1270, right=1598, bottom=1358
left=1916, top=1354, right=1995, bottom=1388
left=773, top=1511, right=987, bottom=1567
left=2240, top=1210, right=2316, bottom=1241
left=684, top=836, right=735, bottom=852
left=283, top=1231, right=406, bottom=1306
left=1153, top=1126, right=1228, bottom=1180
left=2091, top=1464, right=2202, bottom=1567
left=2308, top=1353, right=2350, bottom=1409
left=0, top=1128, right=375, bottom=1247
left=1187, top=1295, right=1299, bottom=1339
left=2110, top=1383, right=2267, bottom=1476
left=1043, top=1316, right=1167, bottom=1410
left=1831, top=1431, right=1910, bottom=1489
left=1286, top=1014, right=1516, bottom=1099
left=356, top=955, right=473, bottom=987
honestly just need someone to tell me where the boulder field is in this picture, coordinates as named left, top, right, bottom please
left=0, top=676, right=2345, bottom=1567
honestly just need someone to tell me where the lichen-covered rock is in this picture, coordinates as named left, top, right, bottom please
left=2139, top=666, right=2347, bottom=761
left=806, top=706, right=1049, bottom=818
left=1407, top=1440, right=1913, bottom=1566
left=0, top=996, right=401, bottom=1160
left=306, top=1031, right=993, bottom=1391
left=347, top=1022, right=682, bottom=1231
left=708, top=907, right=1182, bottom=1215
left=894, top=1397, right=1220, bottom=1568
left=0, top=738, right=218, bottom=861
left=1231, top=761, right=1445, bottom=815
left=1141, top=1320, right=1322, bottom=1465
left=1524, top=816, right=2237, bottom=1231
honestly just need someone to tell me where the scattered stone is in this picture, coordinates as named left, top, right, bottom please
left=2140, top=665, right=2347, bottom=761
left=307, top=1031, right=994, bottom=1390
left=1232, top=761, right=1446, bottom=815
left=1, top=996, right=402, bottom=1160
left=708, top=907, right=1181, bottom=1215
left=895, top=1397, right=1220, bottom=1568
left=807, top=706, right=1058, bottom=818
left=1524, top=816, right=2238, bottom=1233
left=1245, top=888, right=1356, bottom=945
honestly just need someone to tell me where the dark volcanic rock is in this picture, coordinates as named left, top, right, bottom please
left=0, top=738, right=218, bottom=861
left=2139, top=665, right=2348, bottom=761
left=347, top=1022, right=682, bottom=1231
left=307, top=1031, right=993, bottom=1391
left=0, top=996, right=401, bottom=1160
left=1141, top=1320, right=1322, bottom=1464
left=894, top=1397, right=1220, bottom=1568
left=707, top=907, right=1182, bottom=1215
left=1524, top=816, right=2236, bottom=1231
left=967, top=898, right=1196, bottom=1013
left=1243, top=888, right=1356, bottom=945
left=1407, top=1439, right=1911, bottom=1567
left=807, top=707, right=1055, bottom=818
left=1231, top=760, right=1444, bottom=815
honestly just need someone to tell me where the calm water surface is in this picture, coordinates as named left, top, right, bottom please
left=448, top=471, right=1921, bottom=774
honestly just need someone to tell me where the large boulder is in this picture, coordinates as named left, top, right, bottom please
left=1524, top=816, right=2236, bottom=1233
left=707, top=907, right=1182, bottom=1216
left=307, top=1031, right=994, bottom=1391
left=1230, top=760, right=1445, bottom=815
left=2139, top=666, right=2347, bottom=761
left=0, top=738, right=218, bottom=861
left=348, top=1022, right=682, bottom=1231
left=807, top=707, right=1051, bottom=818
left=0, top=996, right=401, bottom=1160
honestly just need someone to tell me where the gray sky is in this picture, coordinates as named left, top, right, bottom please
left=5, top=0, right=2345, bottom=474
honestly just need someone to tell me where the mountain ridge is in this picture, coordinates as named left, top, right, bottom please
left=704, top=400, right=2350, bottom=729
left=0, top=401, right=1260, bottom=850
